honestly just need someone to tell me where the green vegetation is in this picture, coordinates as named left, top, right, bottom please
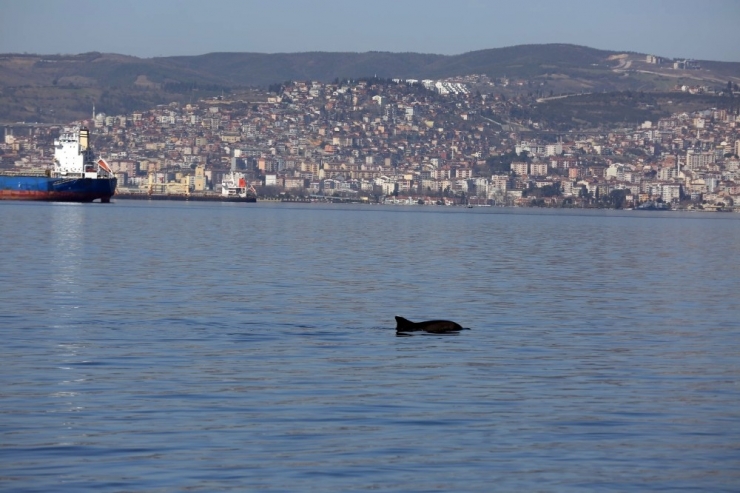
left=529, top=92, right=737, bottom=131
left=0, top=85, right=227, bottom=123
left=483, top=151, right=522, bottom=174
left=523, top=182, right=561, bottom=199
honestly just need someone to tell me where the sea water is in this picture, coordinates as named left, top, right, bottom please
left=1, top=200, right=739, bottom=492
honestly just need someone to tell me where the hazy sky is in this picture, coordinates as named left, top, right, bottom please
left=1, top=0, right=739, bottom=62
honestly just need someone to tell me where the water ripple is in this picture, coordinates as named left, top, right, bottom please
left=1, top=202, right=739, bottom=492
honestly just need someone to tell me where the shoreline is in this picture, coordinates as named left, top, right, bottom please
left=114, top=193, right=256, bottom=203
left=110, top=193, right=736, bottom=212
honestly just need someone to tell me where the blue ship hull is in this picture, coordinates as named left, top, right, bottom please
left=0, top=174, right=117, bottom=202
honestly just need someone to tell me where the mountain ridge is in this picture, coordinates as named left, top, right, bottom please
left=1, top=44, right=739, bottom=123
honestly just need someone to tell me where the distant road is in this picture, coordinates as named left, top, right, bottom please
left=1, top=122, right=61, bottom=127
left=480, top=115, right=529, bottom=133
left=536, top=93, right=592, bottom=103
left=480, top=115, right=505, bottom=126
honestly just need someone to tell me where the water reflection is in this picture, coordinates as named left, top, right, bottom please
left=50, top=203, right=86, bottom=312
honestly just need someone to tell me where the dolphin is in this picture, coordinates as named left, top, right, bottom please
left=395, top=316, right=469, bottom=334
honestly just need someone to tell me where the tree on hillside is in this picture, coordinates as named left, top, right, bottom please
left=607, top=189, right=630, bottom=209
left=523, top=182, right=561, bottom=198
left=485, top=150, right=520, bottom=174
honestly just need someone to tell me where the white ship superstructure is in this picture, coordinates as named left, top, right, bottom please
left=53, top=127, right=115, bottom=179
left=221, top=171, right=255, bottom=199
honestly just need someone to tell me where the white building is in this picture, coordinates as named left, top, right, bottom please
left=530, top=163, right=548, bottom=177
left=516, top=141, right=546, bottom=156
left=491, top=175, right=509, bottom=191
left=686, top=150, right=715, bottom=169
left=545, top=143, right=563, bottom=156
left=661, top=184, right=681, bottom=202
left=511, top=162, right=529, bottom=175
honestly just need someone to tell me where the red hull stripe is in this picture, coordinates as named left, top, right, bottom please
left=0, top=190, right=113, bottom=201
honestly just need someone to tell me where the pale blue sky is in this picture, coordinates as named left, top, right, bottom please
left=1, top=0, right=739, bottom=61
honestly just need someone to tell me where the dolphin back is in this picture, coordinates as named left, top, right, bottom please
left=395, top=316, right=467, bottom=333
left=395, top=316, right=417, bottom=331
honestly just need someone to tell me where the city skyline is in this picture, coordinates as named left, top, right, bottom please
left=5, top=76, right=738, bottom=211
left=1, top=0, right=739, bottom=62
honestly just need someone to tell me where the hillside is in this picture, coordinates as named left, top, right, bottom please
left=1, top=44, right=739, bottom=123
left=526, top=91, right=737, bottom=132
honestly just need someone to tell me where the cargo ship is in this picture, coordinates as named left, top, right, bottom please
left=0, top=126, right=117, bottom=202
left=221, top=171, right=257, bottom=201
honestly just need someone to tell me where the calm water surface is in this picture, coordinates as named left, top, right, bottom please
left=1, top=201, right=739, bottom=492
